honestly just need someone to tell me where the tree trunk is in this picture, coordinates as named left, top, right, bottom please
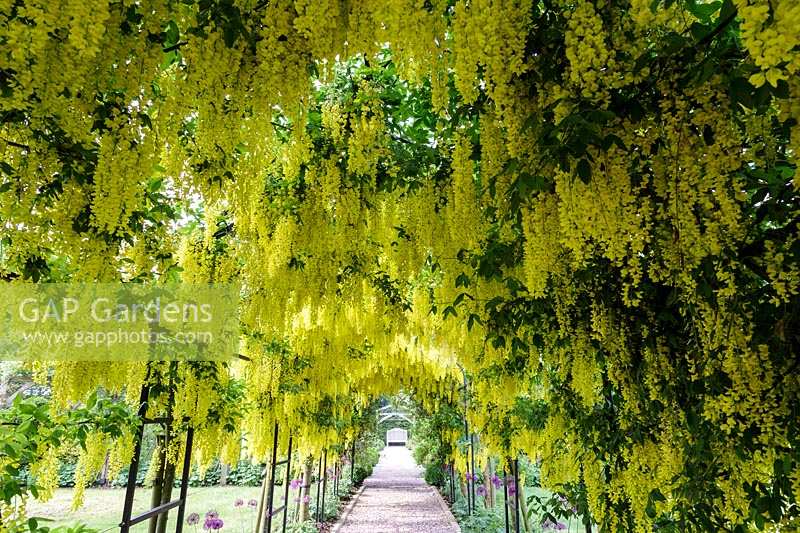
left=99, top=452, right=110, bottom=487
left=299, top=457, right=314, bottom=522
left=156, top=459, right=176, bottom=533
left=519, top=485, right=531, bottom=533
left=219, top=462, right=229, bottom=486
left=0, top=368, right=8, bottom=407
left=255, top=463, right=269, bottom=533
left=485, top=461, right=494, bottom=508
left=148, top=436, right=166, bottom=533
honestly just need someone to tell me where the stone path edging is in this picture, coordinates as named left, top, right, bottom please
left=331, top=484, right=367, bottom=533
left=431, top=484, right=461, bottom=532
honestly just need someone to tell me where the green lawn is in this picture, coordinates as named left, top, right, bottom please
left=26, top=486, right=277, bottom=532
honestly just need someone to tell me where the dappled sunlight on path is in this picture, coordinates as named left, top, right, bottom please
left=333, top=447, right=460, bottom=533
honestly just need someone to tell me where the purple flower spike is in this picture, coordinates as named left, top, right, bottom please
left=186, top=512, right=200, bottom=525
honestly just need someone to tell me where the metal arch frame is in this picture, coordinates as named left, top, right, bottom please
left=257, top=423, right=293, bottom=533
left=120, top=356, right=297, bottom=533
left=377, top=404, right=413, bottom=425
left=459, top=369, right=476, bottom=516
left=314, top=450, right=329, bottom=523
left=119, top=383, right=194, bottom=533
left=377, top=412, right=413, bottom=424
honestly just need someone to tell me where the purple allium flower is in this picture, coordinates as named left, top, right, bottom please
left=186, top=512, right=200, bottom=525
left=302, top=495, right=310, bottom=504
left=247, top=499, right=258, bottom=508
left=476, top=485, right=487, bottom=497
left=490, top=474, right=502, bottom=489
left=203, top=517, right=224, bottom=530
left=205, top=510, right=219, bottom=519
left=507, top=482, right=517, bottom=496
left=234, top=498, right=244, bottom=508
left=290, top=478, right=303, bottom=490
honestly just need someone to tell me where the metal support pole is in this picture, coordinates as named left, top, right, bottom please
left=513, top=459, right=521, bottom=533
left=263, top=424, right=280, bottom=533
left=461, top=369, right=473, bottom=515
left=120, top=384, right=150, bottom=533
left=320, top=450, right=328, bottom=522
left=351, top=441, right=356, bottom=485
left=452, top=464, right=456, bottom=503
left=281, top=435, right=293, bottom=533
left=503, top=466, right=510, bottom=533
left=470, top=433, right=476, bottom=513
left=174, top=428, right=194, bottom=533
left=315, top=455, right=323, bottom=522
left=334, top=461, right=339, bottom=497
left=450, top=463, right=455, bottom=503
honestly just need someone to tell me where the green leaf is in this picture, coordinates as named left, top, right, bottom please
left=86, top=391, right=98, bottom=409
left=576, top=159, right=591, bottom=184
left=455, top=272, right=471, bottom=288
left=138, top=112, right=152, bottom=129
left=164, top=20, right=180, bottom=47
left=467, top=313, right=483, bottom=331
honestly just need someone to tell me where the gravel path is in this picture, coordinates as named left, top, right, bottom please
left=333, top=447, right=460, bottom=533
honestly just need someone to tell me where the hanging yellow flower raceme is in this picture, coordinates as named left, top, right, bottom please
left=1, top=2, right=799, bottom=531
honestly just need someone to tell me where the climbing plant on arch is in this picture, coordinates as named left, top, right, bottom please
left=1, top=0, right=799, bottom=531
